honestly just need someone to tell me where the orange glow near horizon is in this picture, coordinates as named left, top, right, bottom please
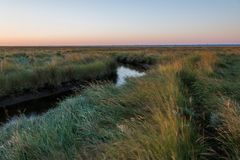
left=1, top=34, right=240, bottom=46
left=1, top=1, right=240, bottom=46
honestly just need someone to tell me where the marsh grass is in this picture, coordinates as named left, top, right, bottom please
left=216, top=99, right=240, bottom=159
left=178, top=51, right=240, bottom=159
left=115, top=53, right=158, bottom=67
left=101, top=60, right=205, bottom=160
left=0, top=49, right=115, bottom=96
left=0, top=59, right=116, bottom=96
left=0, top=85, right=124, bottom=160
left=0, top=47, right=239, bottom=160
left=0, top=54, right=206, bottom=160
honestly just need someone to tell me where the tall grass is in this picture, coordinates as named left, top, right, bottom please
left=101, top=60, right=205, bottom=159
left=0, top=59, right=116, bottom=97
left=115, top=53, right=158, bottom=67
left=0, top=55, right=206, bottom=160
left=178, top=51, right=240, bottom=159
left=0, top=48, right=239, bottom=159
left=0, top=50, right=114, bottom=97
left=216, top=99, right=240, bottom=159
left=0, top=84, right=125, bottom=160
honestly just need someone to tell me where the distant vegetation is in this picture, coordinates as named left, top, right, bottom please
left=0, top=47, right=240, bottom=159
left=0, top=50, right=115, bottom=97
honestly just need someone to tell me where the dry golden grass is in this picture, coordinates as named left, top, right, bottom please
left=217, top=99, right=240, bottom=159
left=197, top=52, right=217, bottom=73
left=63, top=53, right=103, bottom=63
left=0, top=47, right=239, bottom=160
left=101, top=58, right=204, bottom=160
left=0, top=59, right=18, bottom=74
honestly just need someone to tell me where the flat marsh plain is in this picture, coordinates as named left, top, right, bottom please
left=0, top=46, right=240, bottom=160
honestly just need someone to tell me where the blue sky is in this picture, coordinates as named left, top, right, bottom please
left=0, top=0, right=240, bottom=45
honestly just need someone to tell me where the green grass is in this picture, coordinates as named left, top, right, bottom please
left=115, top=53, right=158, bottom=66
left=0, top=59, right=117, bottom=97
left=0, top=47, right=240, bottom=159
left=0, top=53, right=203, bottom=160
left=213, top=54, right=240, bottom=102
left=178, top=52, right=240, bottom=159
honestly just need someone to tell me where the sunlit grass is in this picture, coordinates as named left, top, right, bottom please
left=0, top=47, right=239, bottom=159
left=0, top=59, right=116, bottom=97
left=101, top=60, right=205, bottom=160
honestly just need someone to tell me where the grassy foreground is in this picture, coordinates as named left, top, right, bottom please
left=0, top=47, right=240, bottom=159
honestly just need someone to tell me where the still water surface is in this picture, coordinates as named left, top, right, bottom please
left=0, top=65, right=146, bottom=124
left=116, top=66, right=145, bottom=86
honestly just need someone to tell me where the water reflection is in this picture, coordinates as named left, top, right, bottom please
left=116, top=66, right=145, bottom=86
left=0, top=65, right=146, bottom=125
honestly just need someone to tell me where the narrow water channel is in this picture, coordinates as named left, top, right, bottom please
left=116, top=66, right=145, bottom=86
left=0, top=65, right=146, bottom=125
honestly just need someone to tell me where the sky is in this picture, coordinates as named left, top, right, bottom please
left=0, top=0, right=240, bottom=46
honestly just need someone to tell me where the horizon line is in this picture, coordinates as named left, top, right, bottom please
left=0, top=44, right=240, bottom=48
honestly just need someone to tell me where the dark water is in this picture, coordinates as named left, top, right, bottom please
left=0, top=65, right=145, bottom=125
left=0, top=91, right=74, bottom=125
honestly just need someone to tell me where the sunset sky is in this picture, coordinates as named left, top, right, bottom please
left=0, top=0, right=240, bottom=46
